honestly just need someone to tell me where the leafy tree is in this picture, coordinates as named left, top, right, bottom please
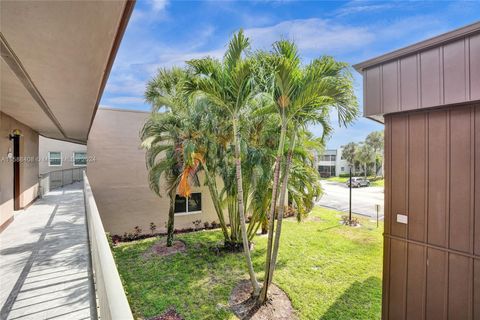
left=341, top=142, right=358, bottom=175
left=357, top=143, right=375, bottom=178
left=365, top=131, right=384, bottom=178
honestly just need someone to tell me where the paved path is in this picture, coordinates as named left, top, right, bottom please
left=317, top=180, right=384, bottom=219
left=0, top=183, right=96, bottom=320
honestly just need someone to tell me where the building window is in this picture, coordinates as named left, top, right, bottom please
left=48, top=152, right=62, bottom=166
left=174, top=193, right=202, bottom=215
left=341, top=167, right=345, bottom=172
left=73, top=152, right=87, bottom=166
left=331, top=155, right=336, bottom=161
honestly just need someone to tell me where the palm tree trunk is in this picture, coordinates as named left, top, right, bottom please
left=259, top=123, right=286, bottom=303
left=233, top=116, right=260, bottom=295
left=264, top=135, right=295, bottom=294
left=202, top=162, right=230, bottom=241
left=167, top=190, right=176, bottom=247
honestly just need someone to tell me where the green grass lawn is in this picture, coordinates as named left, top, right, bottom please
left=323, top=176, right=384, bottom=187
left=113, top=208, right=383, bottom=320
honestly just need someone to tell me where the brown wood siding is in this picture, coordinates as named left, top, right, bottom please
left=383, top=103, right=480, bottom=319
left=363, top=34, right=480, bottom=117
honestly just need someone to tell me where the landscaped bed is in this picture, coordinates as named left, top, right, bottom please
left=113, top=207, right=383, bottom=320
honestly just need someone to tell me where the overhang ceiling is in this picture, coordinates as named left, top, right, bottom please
left=0, top=0, right=134, bottom=144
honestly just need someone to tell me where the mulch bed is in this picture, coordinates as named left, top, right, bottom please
left=229, top=280, right=298, bottom=320
left=142, top=240, right=186, bottom=259
left=147, top=309, right=183, bottom=320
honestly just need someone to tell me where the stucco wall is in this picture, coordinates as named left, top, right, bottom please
left=87, top=108, right=222, bottom=236
left=38, top=136, right=87, bottom=174
left=0, top=112, right=39, bottom=229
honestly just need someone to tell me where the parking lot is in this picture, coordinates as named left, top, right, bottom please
left=317, top=180, right=384, bottom=219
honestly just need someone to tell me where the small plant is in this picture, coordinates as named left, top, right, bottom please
left=134, top=226, right=142, bottom=236
left=211, top=221, right=218, bottom=229
left=192, top=219, right=202, bottom=231
left=204, top=221, right=210, bottom=229
left=341, top=215, right=360, bottom=227
left=150, top=222, right=157, bottom=234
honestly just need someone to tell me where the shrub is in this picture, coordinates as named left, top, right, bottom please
left=192, top=219, right=202, bottom=231
left=341, top=215, right=360, bottom=226
left=150, top=222, right=157, bottom=234
left=134, top=226, right=142, bottom=236
left=204, top=221, right=210, bottom=229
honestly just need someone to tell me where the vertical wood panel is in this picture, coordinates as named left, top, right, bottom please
left=365, top=66, right=381, bottom=115
left=427, top=111, right=448, bottom=247
left=470, top=34, right=480, bottom=100
left=383, top=61, right=399, bottom=114
left=449, top=108, right=473, bottom=253
left=391, top=115, right=407, bottom=237
left=443, top=39, right=467, bottom=104
left=385, top=105, right=479, bottom=320
left=426, top=248, right=447, bottom=320
left=420, top=48, right=441, bottom=108
left=448, top=253, right=472, bottom=319
left=408, top=113, right=427, bottom=242
left=406, top=243, right=426, bottom=320
left=400, top=55, right=419, bottom=111
left=389, top=238, right=407, bottom=320
left=474, top=259, right=480, bottom=320
left=475, top=106, right=480, bottom=256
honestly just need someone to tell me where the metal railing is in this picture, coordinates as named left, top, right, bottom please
left=39, top=167, right=86, bottom=197
left=83, top=172, right=134, bottom=320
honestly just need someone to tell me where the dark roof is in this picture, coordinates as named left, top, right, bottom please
left=353, top=21, right=480, bottom=72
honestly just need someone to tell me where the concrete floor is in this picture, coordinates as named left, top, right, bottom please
left=317, top=180, right=384, bottom=219
left=0, top=183, right=96, bottom=320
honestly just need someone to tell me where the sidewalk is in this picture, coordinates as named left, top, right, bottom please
left=0, top=183, right=96, bottom=320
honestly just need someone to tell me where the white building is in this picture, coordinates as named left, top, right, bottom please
left=316, top=148, right=351, bottom=177
left=39, top=136, right=87, bottom=174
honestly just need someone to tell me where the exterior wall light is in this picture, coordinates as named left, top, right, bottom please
left=8, top=129, right=23, bottom=140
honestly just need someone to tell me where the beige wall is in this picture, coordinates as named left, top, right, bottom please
left=39, top=136, right=87, bottom=174
left=87, top=108, right=222, bottom=236
left=0, top=112, right=39, bottom=228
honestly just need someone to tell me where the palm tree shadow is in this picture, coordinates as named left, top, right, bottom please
left=321, top=276, right=382, bottom=320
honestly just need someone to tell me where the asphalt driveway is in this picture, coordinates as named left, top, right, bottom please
left=317, top=180, right=384, bottom=219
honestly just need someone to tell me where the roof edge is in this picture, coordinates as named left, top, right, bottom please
left=86, top=0, right=136, bottom=140
left=353, top=20, right=480, bottom=72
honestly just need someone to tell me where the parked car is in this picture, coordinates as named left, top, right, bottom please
left=346, top=177, right=370, bottom=188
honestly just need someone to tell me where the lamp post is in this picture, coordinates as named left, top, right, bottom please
left=349, top=167, right=352, bottom=223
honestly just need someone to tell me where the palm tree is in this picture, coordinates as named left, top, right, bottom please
left=141, top=68, right=196, bottom=246
left=259, top=41, right=358, bottom=303
left=185, top=30, right=261, bottom=295
left=365, top=131, right=384, bottom=178
left=141, top=112, right=183, bottom=247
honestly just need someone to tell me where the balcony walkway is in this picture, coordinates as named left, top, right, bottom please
left=0, top=183, right=96, bottom=320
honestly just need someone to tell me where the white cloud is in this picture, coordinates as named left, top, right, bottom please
left=151, top=0, right=169, bottom=12
left=244, top=18, right=375, bottom=54
left=335, top=1, right=397, bottom=17
left=104, top=96, right=146, bottom=104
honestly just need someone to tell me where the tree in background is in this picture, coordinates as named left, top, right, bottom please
left=342, top=142, right=358, bottom=174
left=365, top=131, right=384, bottom=178
left=357, top=143, right=375, bottom=178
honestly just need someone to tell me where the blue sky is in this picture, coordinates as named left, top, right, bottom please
left=100, top=0, right=480, bottom=148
